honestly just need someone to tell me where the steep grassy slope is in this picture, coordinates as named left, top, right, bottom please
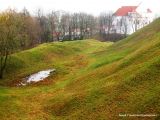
left=0, top=19, right=160, bottom=120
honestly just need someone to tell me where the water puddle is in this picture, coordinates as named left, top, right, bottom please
left=19, top=69, right=56, bottom=86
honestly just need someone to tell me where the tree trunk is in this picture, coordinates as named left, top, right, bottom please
left=0, top=69, right=3, bottom=79
left=69, top=26, right=72, bottom=40
left=0, top=53, right=8, bottom=79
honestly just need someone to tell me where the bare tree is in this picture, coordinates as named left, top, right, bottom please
left=35, top=9, right=44, bottom=43
left=120, top=16, right=128, bottom=37
left=48, top=11, right=56, bottom=41
left=99, top=12, right=115, bottom=40
left=129, top=12, right=141, bottom=33
left=0, top=10, right=20, bottom=79
left=61, top=13, right=71, bottom=40
left=87, top=14, right=96, bottom=38
left=79, top=13, right=85, bottom=39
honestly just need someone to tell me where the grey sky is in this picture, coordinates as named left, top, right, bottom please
left=0, top=0, right=160, bottom=16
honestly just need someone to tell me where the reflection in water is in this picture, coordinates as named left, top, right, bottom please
left=19, top=69, right=56, bottom=86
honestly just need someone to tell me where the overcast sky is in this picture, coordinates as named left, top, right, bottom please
left=0, top=0, right=160, bottom=16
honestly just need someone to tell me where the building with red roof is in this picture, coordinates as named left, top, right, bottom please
left=114, top=6, right=138, bottom=16
left=112, top=5, right=153, bottom=34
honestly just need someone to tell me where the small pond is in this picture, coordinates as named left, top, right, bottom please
left=19, top=69, right=56, bottom=86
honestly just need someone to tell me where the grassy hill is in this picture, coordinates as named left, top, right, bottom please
left=0, top=18, right=160, bottom=120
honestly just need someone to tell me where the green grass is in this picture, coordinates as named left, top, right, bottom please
left=0, top=18, right=160, bottom=120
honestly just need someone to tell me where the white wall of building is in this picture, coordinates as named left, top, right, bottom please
left=113, top=7, right=154, bottom=35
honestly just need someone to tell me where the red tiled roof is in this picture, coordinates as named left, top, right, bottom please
left=114, top=6, right=138, bottom=16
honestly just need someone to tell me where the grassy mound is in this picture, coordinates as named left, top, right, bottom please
left=0, top=19, right=160, bottom=119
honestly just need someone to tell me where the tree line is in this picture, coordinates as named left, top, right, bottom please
left=0, top=8, right=97, bottom=78
left=0, top=8, right=145, bottom=78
